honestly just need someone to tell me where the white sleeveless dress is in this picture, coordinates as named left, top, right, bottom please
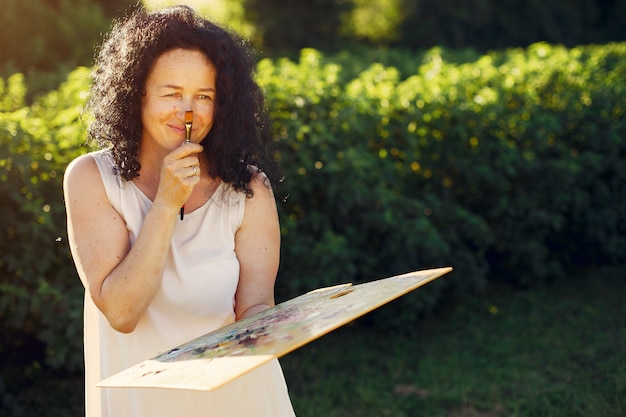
left=83, top=149, right=295, bottom=417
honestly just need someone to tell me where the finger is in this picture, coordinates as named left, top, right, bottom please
left=176, top=152, right=202, bottom=176
left=188, top=165, right=200, bottom=177
left=174, top=142, right=204, bottom=159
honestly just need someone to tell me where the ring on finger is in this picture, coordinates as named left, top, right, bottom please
left=191, top=165, right=198, bottom=176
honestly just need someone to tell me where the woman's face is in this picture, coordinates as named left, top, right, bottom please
left=141, top=48, right=217, bottom=151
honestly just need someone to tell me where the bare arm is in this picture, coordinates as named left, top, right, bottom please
left=64, top=147, right=201, bottom=333
left=234, top=172, right=281, bottom=320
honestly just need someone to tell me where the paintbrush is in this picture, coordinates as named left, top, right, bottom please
left=180, top=111, right=193, bottom=220
left=184, top=110, right=193, bottom=145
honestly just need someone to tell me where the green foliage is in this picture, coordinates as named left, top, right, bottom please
left=342, top=0, right=405, bottom=44
left=261, top=43, right=626, bottom=294
left=0, top=0, right=134, bottom=100
left=398, top=0, right=619, bottom=50
left=243, top=0, right=351, bottom=55
left=0, top=67, right=93, bottom=372
left=1, top=43, right=625, bottom=376
left=240, top=0, right=625, bottom=54
left=143, top=0, right=255, bottom=40
left=0, top=0, right=109, bottom=72
left=0, top=377, right=37, bottom=417
left=258, top=50, right=489, bottom=321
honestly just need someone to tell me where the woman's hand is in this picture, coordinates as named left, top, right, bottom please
left=153, top=142, right=204, bottom=211
left=64, top=149, right=203, bottom=334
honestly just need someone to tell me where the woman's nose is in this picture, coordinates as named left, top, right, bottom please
left=176, top=104, right=193, bottom=119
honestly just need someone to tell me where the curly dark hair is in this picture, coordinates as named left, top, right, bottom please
left=86, top=5, right=278, bottom=196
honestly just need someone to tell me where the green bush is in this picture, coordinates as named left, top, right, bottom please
left=263, top=44, right=626, bottom=291
left=258, top=51, right=490, bottom=323
left=0, top=68, right=93, bottom=372
left=0, top=43, right=624, bottom=373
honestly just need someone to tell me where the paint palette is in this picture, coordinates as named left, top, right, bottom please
left=98, top=267, right=452, bottom=391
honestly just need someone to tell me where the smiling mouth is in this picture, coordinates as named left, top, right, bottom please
left=167, top=124, right=187, bottom=135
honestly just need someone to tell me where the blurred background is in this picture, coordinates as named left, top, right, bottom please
left=1, top=1, right=624, bottom=416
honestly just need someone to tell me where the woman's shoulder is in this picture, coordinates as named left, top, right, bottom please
left=239, top=167, right=276, bottom=220
left=66, top=149, right=114, bottom=176
left=64, top=150, right=114, bottom=193
left=247, top=165, right=274, bottom=197
left=65, top=152, right=96, bottom=181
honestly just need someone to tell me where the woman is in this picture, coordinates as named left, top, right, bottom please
left=64, top=5, right=295, bottom=416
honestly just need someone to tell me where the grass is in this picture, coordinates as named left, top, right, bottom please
left=4, top=266, right=625, bottom=416
left=280, top=265, right=626, bottom=417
